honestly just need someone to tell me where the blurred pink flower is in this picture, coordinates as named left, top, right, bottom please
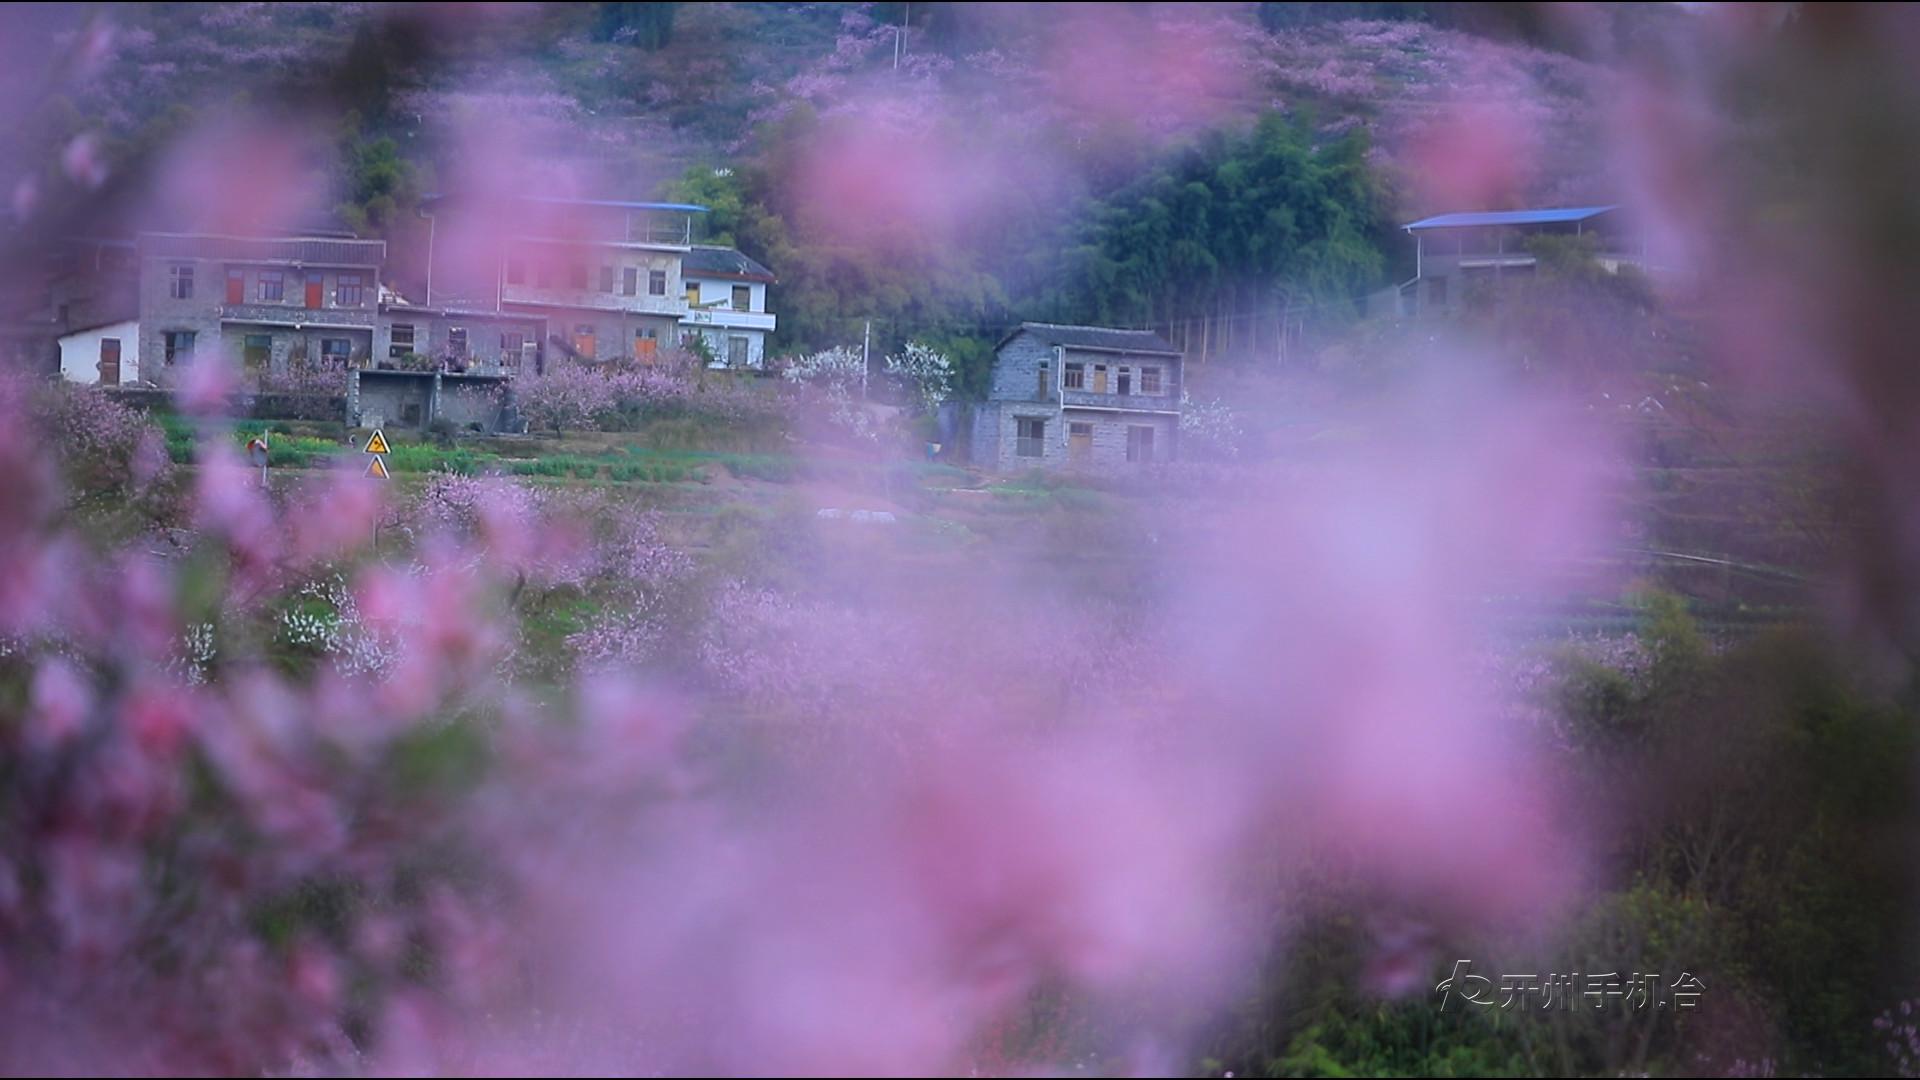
left=28, top=656, right=93, bottom=750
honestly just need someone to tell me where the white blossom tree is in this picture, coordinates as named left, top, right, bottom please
left=1179, top=389, right=1244, bottom=459
left=883, top=341, right=954, bottom=414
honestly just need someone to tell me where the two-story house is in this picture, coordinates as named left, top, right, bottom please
left=420, top=195, right=704, bottom=368
left=137, top=229, right=388, bottom=378
left=679, top=245, right=777, bottom=368
left=970, top=323, right=1184, bottom=471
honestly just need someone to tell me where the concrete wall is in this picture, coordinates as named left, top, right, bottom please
left=347, top=370, right=509, bottom=431
left=58, top=320, right=140, bottom=384
left=351, top=371, right=434, bottom=429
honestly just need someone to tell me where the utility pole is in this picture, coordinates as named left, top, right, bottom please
left=894, top=2, right=908, bottom=70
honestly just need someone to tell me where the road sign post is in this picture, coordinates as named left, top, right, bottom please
left=246, top=435, right=269, bottom=487
left=363, top=429, right=391, bottom=480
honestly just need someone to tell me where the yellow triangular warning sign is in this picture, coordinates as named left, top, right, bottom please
left=364, top=454, right=390, bottom=480
left=363, top=430, right=391, bottom=455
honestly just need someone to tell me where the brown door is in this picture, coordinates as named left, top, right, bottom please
left=1092, top=364, right=1108, bottom=393
left=97, top=338, right=121, bottom=386
left=1068, top=421, right=1093, bottom=463
left=226, top=268, right=244, bottom=304
left=305, top=277, right=324, bottom=308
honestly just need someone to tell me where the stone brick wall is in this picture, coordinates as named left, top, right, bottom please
left=980, top=330, right=1185, bottom=472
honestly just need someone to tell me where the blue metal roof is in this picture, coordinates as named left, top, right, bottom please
left=423, top=193, right=709, bottom=214
left=1403, top=205, right=1617, bottom=231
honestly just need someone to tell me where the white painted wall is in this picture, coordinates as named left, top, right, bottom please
left=686, top=277, right=767, bottom=313
left=58, top=320, right=140, bottom=384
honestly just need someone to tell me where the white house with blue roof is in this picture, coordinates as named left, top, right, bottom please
left=1398, top=205, right=1651, bottom=314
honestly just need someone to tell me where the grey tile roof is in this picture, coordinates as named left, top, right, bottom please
left=682, top=245, right=776, bottom=282
left=1000, top=322, right=1180, bottom=356
left=137, top=232, right=386, bottom=268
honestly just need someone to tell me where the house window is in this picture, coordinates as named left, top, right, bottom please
left=500, top=331, right=525, bottom=367
left=242, top=334, right=272, bottom=371
left=731, top=285, right=750, bottom=311
left=623, top=267, right=639, bottom=296
left=506, top=257, right=525, bottom=285
left=600, top=265, right=615, bottom=293
left=569, top=264, right=588, bottom=290
left=163, top=330, right=196, bottom=365
left=168, top=264, right=194, bottom=300
left=728, top=335, right=749, bottom=366
left=1063, top=363, right=1085, bottom=390
left=1140, top=367, right=1162, bottom=395
left=1126, top=425, right=1155, bottom=464
left=389, top=323, right=416, bottom=359
left=1037, top=361, right=1050, bottom=399
left=648, top=269, right=666, bottom=296
left=226, top=267, right=244, bottom=304
left=320, top=338, right=353, bottom=369
left=335, top=273, right=364, bottom=307
left=1016, top=417, right=1046, bottom=458
left=259, top=270, right=284, bottom=302
left=448, top=327, right=468, bottom=360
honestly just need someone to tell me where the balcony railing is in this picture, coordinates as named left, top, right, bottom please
left=220, top=303, right=377, bottom=327
left=681, top=307, right=776, bottom=332
left=1060, top=386, right=1181, bottom=411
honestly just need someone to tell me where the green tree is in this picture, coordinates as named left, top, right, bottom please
left=1061, top=113, right=1387, bottom=339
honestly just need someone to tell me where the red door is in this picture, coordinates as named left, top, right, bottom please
left=305, top=278, right=324, bottom=308
left=226, top=268, right=244, bottom=304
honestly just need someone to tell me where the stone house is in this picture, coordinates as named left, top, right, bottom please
left=969, top=323, right=1184, bottom=472
left=136, top=230, right=387, bottom=379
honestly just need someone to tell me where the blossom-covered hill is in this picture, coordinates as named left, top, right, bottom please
left=14, top=3, right=1671, bottom=225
